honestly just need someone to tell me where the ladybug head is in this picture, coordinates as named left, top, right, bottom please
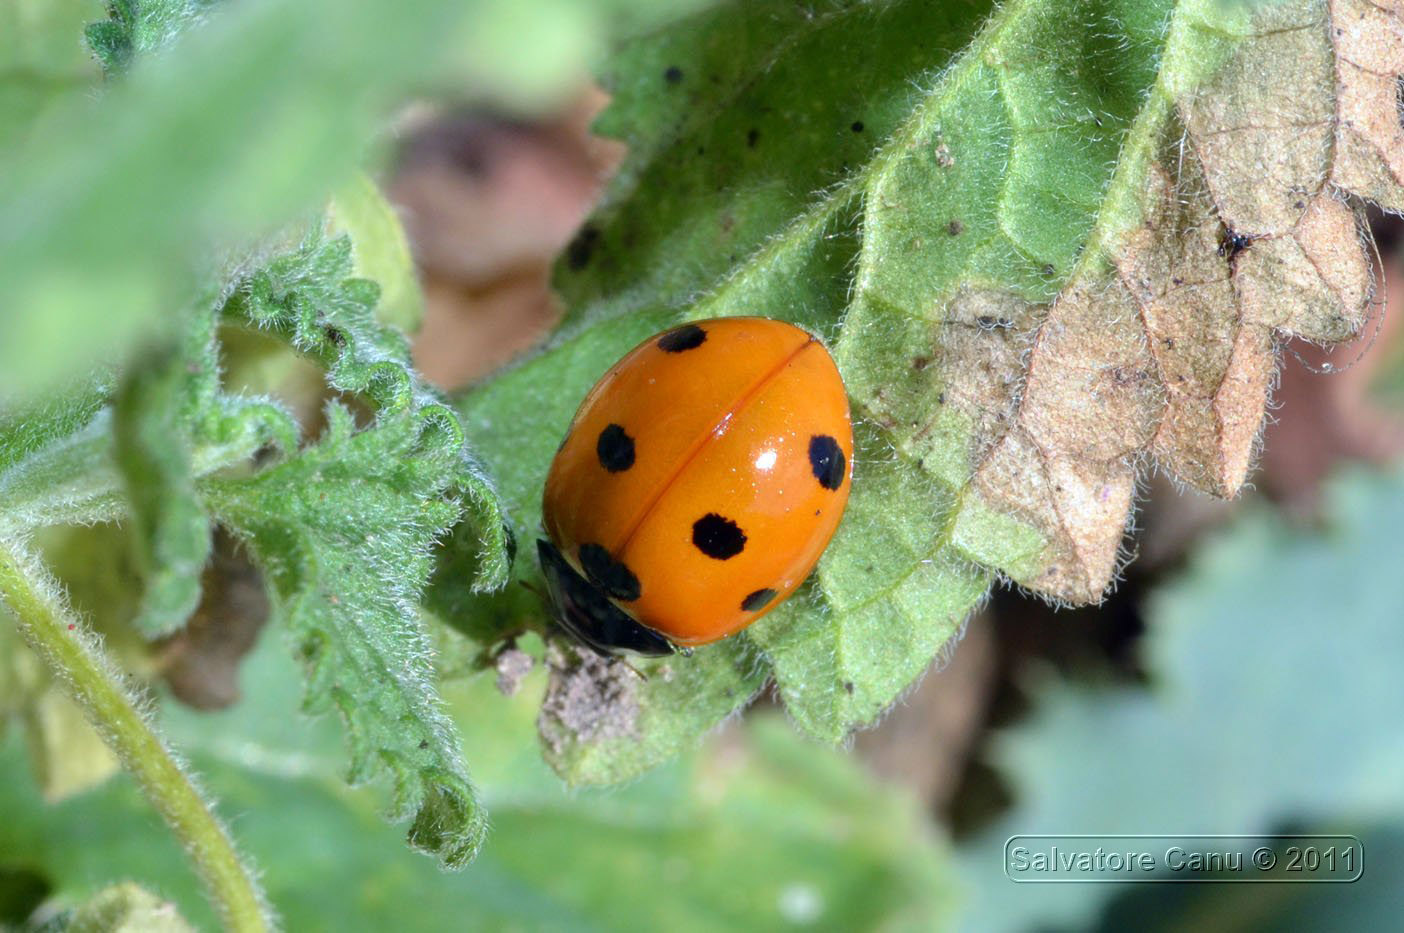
left=535, top=539, right=674, bottom=657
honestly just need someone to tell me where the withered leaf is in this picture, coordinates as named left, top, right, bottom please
left=862, top=0, right=1395, bottom=602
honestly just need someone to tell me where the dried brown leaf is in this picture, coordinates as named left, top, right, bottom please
left=958, top=0, right=1398, bottom=601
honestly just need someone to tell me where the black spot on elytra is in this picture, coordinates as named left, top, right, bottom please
left=657, top=324, right=707, bottom=353
left=741, top=588, right=779, bottom=612
left=596, top=423, right=635, bottom=472
left=692, top=513, right=746, bottom=560
left=808, top=435, right=846, bottom=490
left=578, top=543, right=640, bottom=602
left=851, top=121, right=864, bottom=133
left=746, top=128, right=760, bottom=148
left=664, top=66, right=683, bottom=84
left=566, top=225, right=600, bottom=270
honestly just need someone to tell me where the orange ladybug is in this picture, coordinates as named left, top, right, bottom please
left=539, top=317, right=853, bottom=656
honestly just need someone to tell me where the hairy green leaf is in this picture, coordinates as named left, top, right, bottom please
left=189, top=229, right=516, bottom=867
left=84, top=0, right=204, bottom=77
left=203, top=405, right=487, bottom=867
left=453, top=0, right=1399, bottom=777
left=0, top=386, right=123, bottom=533
left=112, top=345, right=211, bottom=637
left=222, top=227, right=511, bottom=591
left=957, top=466, right=1404, bottom=932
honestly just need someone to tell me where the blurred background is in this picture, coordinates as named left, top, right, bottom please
left=4, top=35, right=1404, bottom=931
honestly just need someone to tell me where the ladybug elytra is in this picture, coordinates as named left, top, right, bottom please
left=540, top=317, right=853, bottom=656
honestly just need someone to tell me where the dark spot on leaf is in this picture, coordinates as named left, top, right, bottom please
left=741, top=588, right=778, bottom=611
left=664, top=65, right=683, bottom=84
left=851, top=121, right=864, bottom=133
left=912, top=356, right=931, bottom=370
left=747, top=128, right=760, bottom=148
left=596, top=424, right=635, bottom=472
left=579, top=543, right=641, bottom=601
left=324, top=326, right=346, bottom=346
left=937, top=392, right=946, bottom=404
left=419, top=739, right=429, bottom=749
left=657, top=324, right=707, bottom=352
left=566, top=225, right=600, bottom=271
left=808, top=435, right=846, bottom=490
left=692, top=513, right=747, bottom=560
left=1042, top=264, right=1056, bottom=276
left=947, top=219, right=964, bottom=236
left=977, top=315, right=1012, bottom=330
left=843, top=681, right=855, bottom=694
left=1218, top=225, right=1253, bottom=259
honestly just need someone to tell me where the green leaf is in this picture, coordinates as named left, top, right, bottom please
left=0, top=385, right=124, bottom=533
left=746, top=422, right=991, bottom=740
left=0, top=631, right=955, bottom=931
left=956, top=466, right=1404, bottom=932
left=0, top=383, right=109, bottom=479
left=328, top=172, right=427, bottom=335
left=202, top=403, right=489, bottom=868
left=112, top=345, right=211, bottom=637
left=84, top=0, right=203, bottom=78
left=222, top=226, right=511, bottom=591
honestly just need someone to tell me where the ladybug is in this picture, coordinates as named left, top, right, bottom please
left=539, top=317, right=853, bottom=656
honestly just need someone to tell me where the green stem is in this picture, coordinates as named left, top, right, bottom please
left=0, top=539, right=271, bottom=933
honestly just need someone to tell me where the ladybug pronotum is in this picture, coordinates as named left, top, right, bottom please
left=539, top=317, right=853, bottom=656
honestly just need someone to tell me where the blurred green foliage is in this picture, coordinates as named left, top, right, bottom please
left=956, top=466, right=1404, bottom=931
left=0, top=632, right=952, bottom=931
left=0, top=0, right=709, bottom=401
